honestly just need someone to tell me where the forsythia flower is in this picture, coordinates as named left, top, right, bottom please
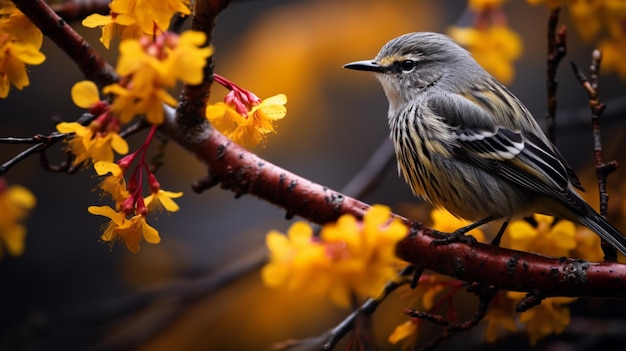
left=482, top=293, right=519, bottom=342
left=0, top=180, right=35, bottom=257
left=94, top=161, right=129, bottom=203
left=502, top=214, right=576, bottom=257
left=88, top=205, right=160, bottom=253
left=448, top=25, right=522, bottom=84
left=206, top=93, right=287, bottom=148
left=104, top=31, right=212, bottom=124
left=0, top=2, right=45, bottom=98
left=508, top=292, right=575, bottom=345
left=262, top=205, right=408, bottom=308
left=83, top=0, right=190, bottom=48
left=56, top=122, right=129, bottom=166
left=144, top=172, right=182, bottom=214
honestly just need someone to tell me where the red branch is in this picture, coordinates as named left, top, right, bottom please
left=160, top=109, right=626, bottom=299
left=12, top=0, right=117, bottom=87
left=176, top=0, right=233, bottom=125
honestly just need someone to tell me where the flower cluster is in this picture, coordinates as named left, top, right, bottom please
left=56, top=81, right=128, bottom=167
left=206, top=74, right=287, bottom=148
left=105, top=31, right=212, bottom=125
left=261, top=205, right=408, bottom=308
left=88, top=127, right=182, bottom=253
left=82, top=0, right=191, bottom=48
left=0, top=0, right=45, bottom=98
left=448, top=0, right=522, bottom=84
left=0, top=178, right=35, bottom=258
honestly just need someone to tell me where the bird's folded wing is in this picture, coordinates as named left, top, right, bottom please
left=427, top=90, right=586, bottom=213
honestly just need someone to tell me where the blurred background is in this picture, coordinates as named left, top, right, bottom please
left=1, top=0, right=626, bottom=350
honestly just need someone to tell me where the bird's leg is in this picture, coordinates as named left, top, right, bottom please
left=490, top=217, right=511, bottom=247
left=431, top=216, right=495, bottom=246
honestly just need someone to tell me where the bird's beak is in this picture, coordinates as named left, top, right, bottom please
left=343, top=60, right=385, bottom=73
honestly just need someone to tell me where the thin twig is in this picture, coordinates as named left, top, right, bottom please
left=320, top=266, right=416, bottom=350
left=571, top=52, right=620, bottom=261
left=545, top=7, right=567, bottom=143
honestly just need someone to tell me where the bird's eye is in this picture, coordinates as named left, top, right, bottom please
left=399, top=60, right=417, bottom=72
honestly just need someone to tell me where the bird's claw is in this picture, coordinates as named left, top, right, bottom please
left=430, top=229, right=477, bottom=247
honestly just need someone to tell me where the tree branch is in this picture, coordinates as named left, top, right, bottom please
left=545, top=7, right=567, bottom=143
left=160, top=106, right=626, bottom=299
left=176, top=0, right=232, bottom=125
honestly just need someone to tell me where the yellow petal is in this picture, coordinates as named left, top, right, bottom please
left=56, top=121, right=84, bottom=134
left=94, top=161, right=122, bottom=176
left=261, top=94, right=287, bottom=106
left=257, top=105, right=286, bottom=121
left=141, top=220, right=161, bottom=244
left=11, top=43, right=46, bottom=65
left=71, top=80, right=100, bottom=108
left=3, top=225, right=26, bottom=256
left=110, top=133, right=129, bottom=154
left=158, top=194, right=180, bottom=212
left=6, top=185, right=36, bottom=209
left=88, top=205, right=124, bottom=225
left=82, top=14, right=112, bottom=28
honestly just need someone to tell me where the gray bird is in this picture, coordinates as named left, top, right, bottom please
left=344, top=32, right=626, bottom=255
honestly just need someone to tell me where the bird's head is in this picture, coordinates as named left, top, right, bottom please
left=344, top=32, right=481, bottom=110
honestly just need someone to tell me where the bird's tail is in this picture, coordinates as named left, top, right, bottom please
left=577, top=213, right=626, bottom=257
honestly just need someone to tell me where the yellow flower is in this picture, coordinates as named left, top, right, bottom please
left=94, top=161, right=129, bottom=203
left=448, top=25, right=522, bottom=84
left=261, top=205, right=408, bottom=308
left=388, top=319, right=419, bottom=345
left=56, top=122, right=129, bottom=166
left=88, top=205, right=160, bottom=253
left=483, top=293, right=518, bottom=342
left=163, top=30, right=212, bottom=86
left=144, top=189, right=183, bottom=214
left=569, top=0, right=602, bottom=42
left=0, top=181, right=35, bottom=257
left=508, top=292, right=575, bottom=345
left=0, top=7, right=45, bottom=98
left=206, top=94, right=287, bottom=148
left=429, top=208, right=486, bottom=243
left=103, top=31, right=211, bottom=125
left=261, top=221, right=329, bottom=292
left=502, top=214, right=576, bottom=257
left=82, top=0, right=190, bottom=48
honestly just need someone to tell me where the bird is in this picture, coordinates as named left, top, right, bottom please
left=343, top=32, right=626, bottom=256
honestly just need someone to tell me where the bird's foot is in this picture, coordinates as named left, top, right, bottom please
left=430, top=229, right=477, bottom=246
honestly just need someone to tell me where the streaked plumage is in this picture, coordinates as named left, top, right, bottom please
left=344, top=32, right=626, bottom=255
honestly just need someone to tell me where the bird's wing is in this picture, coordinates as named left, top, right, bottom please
left=429, top=83, right=584, bottom=190
left=428, top=90, right=586, bottom=213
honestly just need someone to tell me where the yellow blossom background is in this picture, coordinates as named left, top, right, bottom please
left=1, top=1, right=626, bottom=350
